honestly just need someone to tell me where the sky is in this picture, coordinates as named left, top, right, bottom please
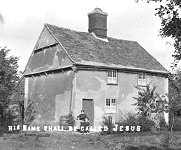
left=0, top=0, right=175, bottom=72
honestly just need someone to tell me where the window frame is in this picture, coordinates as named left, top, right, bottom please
left=105, top=98, right=117, bottom=114
left=137, top=73, right=147, bottom=86
left=107, top=70, right=118, bottom=85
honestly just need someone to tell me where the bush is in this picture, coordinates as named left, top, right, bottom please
left=115, top=113, right=138, bottom=133
left=159, top=117, right=168, bottom=131
left=116, top=113, right=137, bottom=127
left=137, top=116, right=156, bottom=132
left=172, top=117, right=181, bottom=131
left=102, top=116, right=114, bottom=134
left=102, top=113, right=156, bottom=134
left=116, top=114, right=156, bottom=133
left=124, top=113, right=138, bottom=126
left=24, top=99, right=36, bottom=125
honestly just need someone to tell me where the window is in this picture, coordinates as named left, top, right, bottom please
left=105, top=98, right=117, bottom=113
left=137, top=73, right=146, bottom=86
left=107, top=70, right=118, bottom=84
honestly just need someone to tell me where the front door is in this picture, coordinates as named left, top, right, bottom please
left=82, top=99, right=94, bottom=126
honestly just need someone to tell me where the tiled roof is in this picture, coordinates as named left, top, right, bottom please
left=46, top=24, right=167, bottom=73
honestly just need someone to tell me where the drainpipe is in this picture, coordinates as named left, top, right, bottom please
left=69, top=66, right=77, bottom=116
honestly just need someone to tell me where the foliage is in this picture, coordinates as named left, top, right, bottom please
left=101, top=115, right=114, bottom=134
left=133, top=84, right=158, bottom=116
left=24, top=99, right=36, bottom=125
left=117, top=113, right=138, bottom=127
left=7, top=105, right=20, bottom=126
left=136, top=0, right=181, bottom=68
left=133, top=84, right=168, bottom=118
left=133, top=84, right=170, bottom=132
left=116, top=113, right=156, bottom=132
left=0, top=47, right=19, bottom=109
left=168, top=73, right=181, bottom=129
left=172, top=117, right=181, bottom=131
left=137, top=116, right=156, bottom=132
left=159, top=117, right=168, bottom=131
left=124, top=113, right=138, bottom=126
left=0, top=47, right=19, bottom=128
left=102, top=115, right=114, bottom=126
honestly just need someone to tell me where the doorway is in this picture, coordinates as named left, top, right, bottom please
left=82, top=99, right=94, bottom=126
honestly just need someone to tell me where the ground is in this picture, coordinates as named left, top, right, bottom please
left=1, top=131, right=181, bottom=150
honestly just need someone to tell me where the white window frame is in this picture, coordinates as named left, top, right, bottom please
left=137, top=73, right=146, bottom=86
left=105, top=98, right=117, bottom=114
left=107, top=70, right=118, bottom=84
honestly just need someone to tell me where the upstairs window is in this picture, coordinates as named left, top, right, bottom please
left=105, top=98, right=117, bottom=113
left=107, top=70, right=118, bottom=84
left=138, top=73, right=146, bottom=86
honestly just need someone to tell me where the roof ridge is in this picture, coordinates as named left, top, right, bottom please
left=45, top=23, right=82, bottom=34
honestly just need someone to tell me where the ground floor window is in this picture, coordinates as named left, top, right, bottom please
left=105, top=98, right=117, bottom=113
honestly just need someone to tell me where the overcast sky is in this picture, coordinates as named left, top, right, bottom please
left=0, top=0, right=175, bottom=72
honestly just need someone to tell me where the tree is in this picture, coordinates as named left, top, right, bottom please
left=133, top=84, right=169, bottom=131
left=168, top=72, right=181, bottom=130
left=0, top=47, right=19, bottom=125
left=136, top=0, right=181, bottom=68
left=133, top=84, right=168, bottom=116
left=133, top=84, right=157, bottom=117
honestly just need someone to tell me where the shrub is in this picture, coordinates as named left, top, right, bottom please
left=116, top=113, right=137, bottom=126
left=24, top=99, right=36, bottom=125
left=124, top=113, right=138, bottom=126
left=103, top=113, right=156, bottom=134
left=116, top=113, right=156, bottom=132
left=137, top=116, right=156, bottom=132
left=133, top=84, right=158, bottom=117
left=102, top=116, right=114, bottom=134
left=115, top=113, right=138, bottom=133
left=172, top=117, right=181, bottom=131
left=159, top=117, right=168, bottom=131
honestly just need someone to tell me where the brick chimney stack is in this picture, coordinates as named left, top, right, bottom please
left=88, top=8, right=108, bottom=38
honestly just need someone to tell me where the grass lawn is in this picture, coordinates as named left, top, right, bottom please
left=0, top=131, right=181, bottom=150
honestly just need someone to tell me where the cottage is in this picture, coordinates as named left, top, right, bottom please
left=23, top=8, right=169, bottom=127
